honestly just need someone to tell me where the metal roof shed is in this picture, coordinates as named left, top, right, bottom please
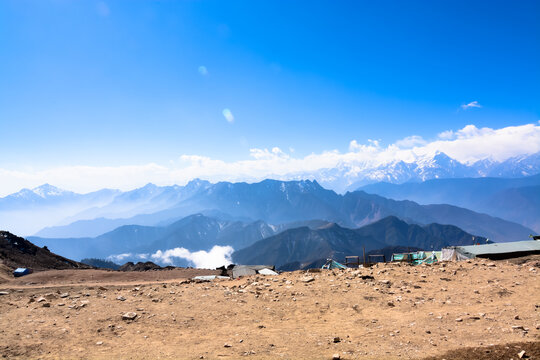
left=449, top=240, right=540, bottom=260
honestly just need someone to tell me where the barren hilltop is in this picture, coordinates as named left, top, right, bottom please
left=0, top=257, right=539, bottom=359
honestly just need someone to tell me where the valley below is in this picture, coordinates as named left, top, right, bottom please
left=0, top=257, right=538, bottom=359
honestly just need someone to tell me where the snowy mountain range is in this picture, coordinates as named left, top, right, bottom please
left=299, top=151, right=540, bottom=192
left=0, top=151, right=539, bottom=238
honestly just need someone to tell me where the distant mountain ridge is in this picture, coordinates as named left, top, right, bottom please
left=359, top=174, right=540, bottom=232
left=29, top=214, right=331, bottom=262
left=30, top=214, right=487, bottom=270
left=27, top=178, right=534, bottom=242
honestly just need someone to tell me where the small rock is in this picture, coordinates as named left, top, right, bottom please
left=116, top=296, right=126, bottom=301
left=514, top=315, right=521, bottom=320
left=333, top=337, right=341, bottom=343
left=42, top=302, right=51, bottom=308
left=224, top=343, right=232, bottom=348
left=302, top=277, right=315, bottom=283
left=96, top=341, right=103, bottom=346
left=60, top=293, right=69, bottom=298
left=0, top=291, right=9, bottom=296
left=518, top=350, right=526, bottom=358
left=455, top=318, right=463, bottom=322
left=122, top=312, right=137, bottom=321
left=332, top=354, right=341, bottom=360
left=486, top=262, right=496, bottom=267
left=36, top=297, right=46, bottom=303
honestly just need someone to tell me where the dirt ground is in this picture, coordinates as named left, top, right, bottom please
left=0, top=257, right=538, bottom=360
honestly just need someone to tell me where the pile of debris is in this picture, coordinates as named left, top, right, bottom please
left=217, top=264, right=278, bottom=278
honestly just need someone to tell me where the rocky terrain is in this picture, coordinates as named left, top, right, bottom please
left=0, top=231, right=90, bottom=273
left=0, top=257, right=538, bottom=359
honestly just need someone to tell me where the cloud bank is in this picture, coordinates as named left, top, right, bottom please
left=1, top=123, right=539, bottom=196
left=150, top=246, right=234, bottom=269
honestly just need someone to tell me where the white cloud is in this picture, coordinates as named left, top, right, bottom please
left=437, top=130, right=454, bottom=140
left=0, top=123, right=539, bottom=197
left=150, top=245, right=234, bottom=269
left=198, top=65, right=208, bottom=76
left=222, top=108, right=234, bottom=123
left=394, top=135, right=427, bottom=148
left=461, top=101, right=482, bottom=110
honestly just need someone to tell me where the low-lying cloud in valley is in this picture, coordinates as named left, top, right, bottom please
left=151, top=246, right=234, bottom=269
left=108, top=246, right=234, bottom=269
left=1, top=123, right=539, bottom=196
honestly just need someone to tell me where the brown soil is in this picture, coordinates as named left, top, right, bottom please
left=424, top=341, right=540, bottom=360
left=0, top=258, right=538, bottom=359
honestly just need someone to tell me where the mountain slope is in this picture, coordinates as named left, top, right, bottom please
left=233, top=216, right=486, bottom=269
left=0, top=231, right=90, bottom=271
left=29, top=214, right=329, bottom=262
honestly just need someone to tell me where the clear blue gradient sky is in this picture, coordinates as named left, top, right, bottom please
left=0, top=0, right=539, bottom=171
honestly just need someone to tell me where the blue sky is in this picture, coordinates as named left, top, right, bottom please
left=0, top=0, right=539, bottom=193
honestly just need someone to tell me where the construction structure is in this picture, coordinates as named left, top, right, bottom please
left=441, top=239, right=540, bottom=261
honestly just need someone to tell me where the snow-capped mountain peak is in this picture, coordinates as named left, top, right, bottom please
left=31, top=184, right=68, bottom=198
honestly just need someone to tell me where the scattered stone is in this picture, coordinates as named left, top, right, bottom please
left=122, top=312, right=137, bottom=321
left=42, top=302, right=51, bottom=308
left=518, top=350, right=526, bottom=358
left=302, top=277, right=315, bottom=283
left=486, top=262, right=496, bottom=267
left=224, top=343, right=232, bottom=348
left=57, top=303, right=65, bottom=307
left=332, top=354, right=341, bottom=360
left=96, top=341, right=103, bottom=346
left=387, top=301, right=395, bottom=307
left=36, top=297, right=46, bottom=303
left=45, top=293, right=57, bottom=300
left=60, top=293, right=69, bottom=298
left=512, top=325, right=526, bottom=331
left=514, top=315, right=521, bottom=320
left=455, top=318, right=463, bottom=322
left=333, top=337, right=341, bottom=343
left=116, top=296, right=126, bottom=301
left=0, top=291, right=9, bottom=296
